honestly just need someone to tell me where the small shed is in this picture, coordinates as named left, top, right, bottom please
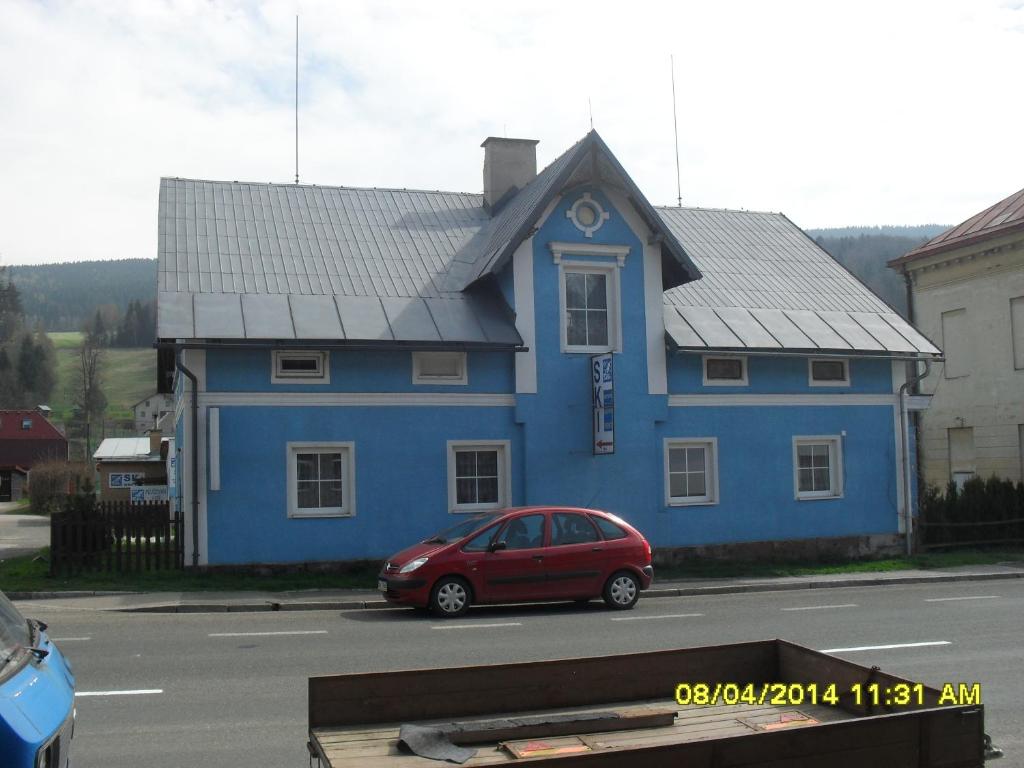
left=93, top=433, right=168, bottom=502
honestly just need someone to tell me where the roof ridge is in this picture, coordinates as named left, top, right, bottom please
left=656, top=204, right=783, bottom=216
left=160, top=177, right=483, bottom=199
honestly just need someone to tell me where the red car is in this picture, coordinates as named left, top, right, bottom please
left=378, top=506, right=654, bottom=617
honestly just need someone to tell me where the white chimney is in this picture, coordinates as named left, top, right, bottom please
left=482, top=137, right=538, bottom=211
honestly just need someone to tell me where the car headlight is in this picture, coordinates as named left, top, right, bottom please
left=399, top=557, right=428, bottom=574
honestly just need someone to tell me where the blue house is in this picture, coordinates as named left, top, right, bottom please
left=156, top=131, right=940, bottom=567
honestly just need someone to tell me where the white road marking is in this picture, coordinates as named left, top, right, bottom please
left=50, top=637, right=91, bottom=641
left=76, top=689, right=163, bottom=697
left=611, top=613, right=704, bottom=622
left=431, top=622, right=522, bottom=630
left=924, top=595, right=1000, bottom=602
left=821, top=641, right=951, bottom=654
left=208, top=630, right=328, bottom=637
left=781, top=604, right=858, bottom=612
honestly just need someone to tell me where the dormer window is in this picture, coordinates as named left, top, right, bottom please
left=272, top=350, right=329, bottom=384
left=21, top=418, right=32, bottom=430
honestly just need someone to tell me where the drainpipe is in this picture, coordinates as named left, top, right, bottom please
left=899, top=359, right=931, bottom=556
left=176, top=349, right=200, bottom=567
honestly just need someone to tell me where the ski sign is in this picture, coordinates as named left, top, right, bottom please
left=592, top=353, right=614, bottom=455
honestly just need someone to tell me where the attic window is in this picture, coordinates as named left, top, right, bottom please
left=413, top=352, right=467, bottom=385
left=272, top=350, right=330, bottom=384
left=21, top=418, right=32, bottom=430
left=703, top=356, right=748, bottom=386
left=809, top=358, right=850, bottom=386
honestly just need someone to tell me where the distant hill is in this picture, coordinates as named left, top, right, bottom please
left=805, top=225, right=950, bottom=317
left=7, top=258, right=157, bottom=331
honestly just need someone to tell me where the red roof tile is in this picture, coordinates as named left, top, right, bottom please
left=891, top=186, right=1024, bottom=267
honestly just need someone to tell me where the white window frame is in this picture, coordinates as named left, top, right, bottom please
left=792, top=436, right=844, bottom=500
left=412, top=351, right=468, bottom=386
left=272, top=350, right=330, bottom=384
left=446, top=440, right=511, bottom=514
left=557, top=258, right=623, bottom=354
left=286, top=441, right=355, bottom=518
left=664, top=438, right=719, bottom=506
left=808, top=358, right=850, bottom=387
left=702, top=355, right=748, bottom=387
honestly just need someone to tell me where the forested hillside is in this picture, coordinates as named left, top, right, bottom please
left=806, top=225, right=949, bottom=317
left=7, top=258, right=157, bottom=331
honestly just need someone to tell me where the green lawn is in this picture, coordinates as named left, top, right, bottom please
left=2, top=547, right=1020, bottom=595
left=48, top=331, right=85, bottom=350
left=46, top=333, right=156, bottom=424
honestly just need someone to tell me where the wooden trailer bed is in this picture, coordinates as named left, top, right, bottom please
left=308, top=639, right=986, bottom=767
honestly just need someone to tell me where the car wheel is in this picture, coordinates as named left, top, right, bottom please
left=430, top=576, right=471, bottom=618
left=603, top=571, right=640, bottom=610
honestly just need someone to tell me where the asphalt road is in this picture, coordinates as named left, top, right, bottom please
left=17, top=580, right=1024, bottom=767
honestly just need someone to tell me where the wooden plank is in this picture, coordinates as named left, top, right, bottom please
left=309, top=641, right=778, bottom=728
left=445, top=708, right=677, bottom=745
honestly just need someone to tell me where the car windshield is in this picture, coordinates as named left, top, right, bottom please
left=423, top=512, right=503, bottom=544
left=0, top=591, right=31, bottom=672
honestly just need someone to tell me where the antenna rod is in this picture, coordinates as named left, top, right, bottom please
left=670, top=54, right=681, bottom=207
left=588, top=97, right=593, bottom=131
left=295, top=15, right=299, bottom=185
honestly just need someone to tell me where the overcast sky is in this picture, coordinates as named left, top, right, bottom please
left=2, top=0, right=1022, bottom=266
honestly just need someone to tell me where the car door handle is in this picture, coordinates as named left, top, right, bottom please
left=591, top=547, right=604, bottom=552
left=532, top=555, right=544, bottom=561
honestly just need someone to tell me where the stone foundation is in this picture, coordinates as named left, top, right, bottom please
left=651, top=534, right=905, bottom=567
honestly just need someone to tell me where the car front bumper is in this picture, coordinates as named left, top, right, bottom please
left=378, top=573, right=431, bottom=607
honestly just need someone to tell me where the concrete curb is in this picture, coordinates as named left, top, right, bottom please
left=13, top=570, right=1019, bottom=613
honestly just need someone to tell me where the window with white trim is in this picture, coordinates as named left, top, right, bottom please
left=703, top=355, right=747, bottom=386
left=793, top=436, right=843, bottom=499
left=287, top=442, right=354, bottom=517
left=412, top=351, right=467, bottom=385
left=272, top=350, right=329, bottom=383
left=447, top=441, right=509, bottom=513
left=808, top=358, right=849, bottom=386
left=664, top=438, right=718, bottom=505
left=561, top=263, right=618, bottom=353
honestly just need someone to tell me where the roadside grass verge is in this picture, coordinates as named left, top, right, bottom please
left=655, top=548, right=1024, bottom=581
left=0, top=548, right=380, bottom=593
left=2, top=547, right=1021, bottom=595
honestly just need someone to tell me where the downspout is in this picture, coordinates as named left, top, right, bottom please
left=176, top=349, right=200, bottom=567
left=899, top=358, right=931, bottom=556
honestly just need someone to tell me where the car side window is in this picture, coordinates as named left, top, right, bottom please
left=590, top=515, right=628, bottom=541
left=551, top=513, right=600, bottom=546
left=498, top=514, right=545, bottom=550
left=462, top=525, right=499, bottom=552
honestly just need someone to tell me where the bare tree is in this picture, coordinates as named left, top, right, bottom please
left=74, top=330, right=107, bottom=458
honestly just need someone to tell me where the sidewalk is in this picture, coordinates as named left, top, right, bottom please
left=0, top=512, right=49, bottom=560
left=10, top=561, right=1024, bottom=613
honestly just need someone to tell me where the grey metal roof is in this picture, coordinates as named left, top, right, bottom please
left=93, top=437, right=162, bottom=462
left=658, top=207, right=940, bottom=356
left=157, top=179, right=521, bottom=345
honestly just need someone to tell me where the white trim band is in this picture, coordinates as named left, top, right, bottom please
left=199, top=392, right=516, bottom=407
left=669, top=393, right=897, bottom=407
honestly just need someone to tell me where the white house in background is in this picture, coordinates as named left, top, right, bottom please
left=889, top=185, right=1024, bottom=488
left=132, top=393, right=174, bottom=433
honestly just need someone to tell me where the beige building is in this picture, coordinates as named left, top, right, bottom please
left=93, top=433, right=168, bottom=502
left=890, top=186, right=1024, bottom=489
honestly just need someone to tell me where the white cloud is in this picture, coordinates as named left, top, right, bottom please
left=1, top=0, right=1022, bottom=265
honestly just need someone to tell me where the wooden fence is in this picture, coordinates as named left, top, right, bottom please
left=50, top=500, right=183, bottom=576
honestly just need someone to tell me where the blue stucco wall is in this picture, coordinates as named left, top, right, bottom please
left=205, top=348, right=514, bottom=393
left=667, top=354, right=894, bottom=394
left=207, top=405, right=522, bottom=564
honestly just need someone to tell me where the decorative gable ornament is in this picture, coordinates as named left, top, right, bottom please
left=567, top=193, right=610, bottom=238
